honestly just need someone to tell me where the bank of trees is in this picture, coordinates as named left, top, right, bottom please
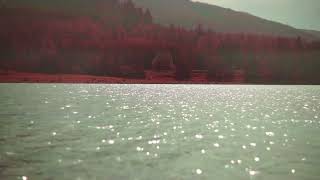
left=0, top=0, right=319, bottom=83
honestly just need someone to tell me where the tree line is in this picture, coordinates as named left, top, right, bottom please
left=0, top=0, right=319, bottom=83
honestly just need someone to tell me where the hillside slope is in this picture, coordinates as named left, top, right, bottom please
left=132, top=0, right=318, bottom=40
left=302, top=30, right=320, bottom=39
left=3, top=0, right=318, bottom=40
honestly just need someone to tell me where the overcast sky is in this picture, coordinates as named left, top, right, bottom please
left=193, top=0, right=320, bottom=31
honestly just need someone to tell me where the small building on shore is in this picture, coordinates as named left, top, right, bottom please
left=145, top=51, right=176, bottom=80
left=151, top=51, right=175, bottom=72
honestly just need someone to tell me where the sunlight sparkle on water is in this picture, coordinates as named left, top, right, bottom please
left=254, top=157, right=260, bottom=162
left=195, top=134, right=203, bottom=139
left=1, top=84, right=319, bottom=180
left=249, top=170, right=259, bottom=176
left=213, top=143, right=220, bottom=147
left=196, top=169, right=202, bottom=175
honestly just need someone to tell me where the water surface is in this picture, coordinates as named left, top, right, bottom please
left=0, top=84, right=320, bottom=180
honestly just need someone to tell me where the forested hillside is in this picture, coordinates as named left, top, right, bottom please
left=4, top=0, right=319, bottom=40
left=132, top=0, right=318, bottom=40
left=0, top=0, right=320, bottom=84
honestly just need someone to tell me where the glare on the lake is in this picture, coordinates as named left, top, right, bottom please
left=196, top=169, right=202, bottom=175
left=136, top=146, right=144, bottom=152
left=265, top=132, right=275, bottom=136
left=1, top=84, right=319, bottom=180
left=108, top=140, right=115, bottom=145
left=195, top=134, right=203, bottom=139
left=249, top=170, right=259, bottom=176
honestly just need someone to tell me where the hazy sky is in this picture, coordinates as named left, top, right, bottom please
left=193, top=0, right=320, bottom=31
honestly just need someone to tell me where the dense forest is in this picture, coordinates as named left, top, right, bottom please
left=0, top=0, right=320, bottom=83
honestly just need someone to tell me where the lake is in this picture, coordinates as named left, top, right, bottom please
left=0, top=84, right=320, bottom=180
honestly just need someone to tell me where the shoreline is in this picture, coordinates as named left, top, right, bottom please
left=0, top=72, right=318, bottom=85
left=0, top=72, right=214, bottom=84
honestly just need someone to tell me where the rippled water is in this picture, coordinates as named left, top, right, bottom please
left=0, top=84, right=320, bottom=180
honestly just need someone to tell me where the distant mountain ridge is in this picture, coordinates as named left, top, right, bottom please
left=132, top=0, right=319, bottom=40
left=2, top=0, right=319, bottom=40
left=302, top=30, right=320, bottom=39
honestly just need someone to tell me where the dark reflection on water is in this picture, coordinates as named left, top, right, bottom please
left=0, top=84, right=320, bottom=180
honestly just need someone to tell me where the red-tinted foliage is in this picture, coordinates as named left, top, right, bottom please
left=0, top=0, right=319, bottom=83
